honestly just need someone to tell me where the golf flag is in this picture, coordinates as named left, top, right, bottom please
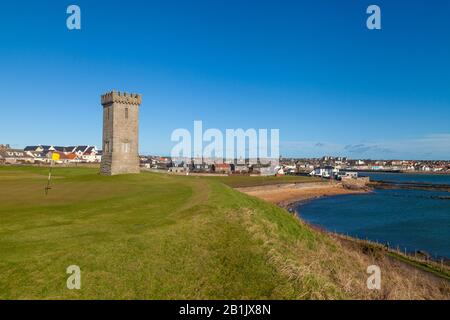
left=52, top=153, right=60, bottom=161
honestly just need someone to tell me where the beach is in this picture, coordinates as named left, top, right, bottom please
left=237, top=181, right=368, bottom=208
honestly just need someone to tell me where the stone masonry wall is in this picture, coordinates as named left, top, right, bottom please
left=100, top=91, right=141, bottom=175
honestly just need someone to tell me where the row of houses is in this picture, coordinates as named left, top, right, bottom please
left=0, top=145, right=101, bottom=164
left=163, top=160, right=282, bottom=175
left=167, top=162, right=252, bottom=174
left=280, top=156, right=450, bottom=174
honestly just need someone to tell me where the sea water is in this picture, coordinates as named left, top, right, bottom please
left=296, top=173, right=450, bottom=258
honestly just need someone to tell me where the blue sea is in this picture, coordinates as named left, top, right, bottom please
left=295, top=173, right=450, bottom=259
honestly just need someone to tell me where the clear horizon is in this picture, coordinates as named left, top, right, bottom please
left=1, top=1, right=449, bottom=160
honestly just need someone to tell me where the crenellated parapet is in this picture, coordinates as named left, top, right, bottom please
left=101, top=91, right=142, bottom=106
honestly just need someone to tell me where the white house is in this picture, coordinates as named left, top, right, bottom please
left=81, top=146, right=100, bottom=162
left=309, top=166, right=339, bottom=178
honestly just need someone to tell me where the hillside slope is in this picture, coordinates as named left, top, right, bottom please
left=0, top=167, right=448, bottom=299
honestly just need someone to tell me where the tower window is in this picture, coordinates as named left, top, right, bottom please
left=125, top=108, right=129, bottom=119
left=106, top=107, right=110, bottom=120
left=122, top=142, right=130, bottom=153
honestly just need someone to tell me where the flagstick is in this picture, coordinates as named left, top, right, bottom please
left=45, top=158, right=54, bottom=195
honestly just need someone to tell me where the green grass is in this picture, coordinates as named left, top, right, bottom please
left=0, top=166, right=448, bottom=299
left=0, top=166, right=322, bottom=299
left=386, top=252, right=450, bottom=281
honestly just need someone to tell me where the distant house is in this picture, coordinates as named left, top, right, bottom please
left=73, top=146, right=89, bottom=158
left=49, top=151, right=79, bottom=164
left=81, top=146, right=99, bottom=162
left=234, top=164, right=249, bottom=174
left=26, top=150, right=47, bottom=163
left=41, top=145, right=55, bottom=152
left=310, top=166, right=338, bottom=178
left=24, top=146, right=44, bottom=152
left=168, top=166, right=186, bottom=173
left=283, top=165, right=297, bottom=175
left=64, top=152, right=79, bottom=162
left=95, top=150, right=102, bottom=162
left=0, top=149, right=5, bottom=164
left=338, top=171, right=358, bottom=179
left=214, top=163, right=232, bottom=174
left=1, top=148, right=33, bottom=164
left=276, top=167, right=285, bottom=175
left=53, top=146, right=67, bottom=153
left=196, top=163, right=212, bottom=171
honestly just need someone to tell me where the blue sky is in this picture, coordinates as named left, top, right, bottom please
left=0, top=0, right=449, bottom=159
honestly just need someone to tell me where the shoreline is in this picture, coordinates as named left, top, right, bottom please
left=237, top=182, right=450, bottom=279
left=369, top=180, right=450, bottom=193
left=237, top=181, right=369, bottom=209
left=344, top=169, right=450, bottom=175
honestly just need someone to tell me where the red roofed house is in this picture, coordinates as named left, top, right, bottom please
left=214, top=163, right=232, bottom=174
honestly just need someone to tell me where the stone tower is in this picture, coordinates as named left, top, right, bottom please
left=100, top=91, right=142, bottom=175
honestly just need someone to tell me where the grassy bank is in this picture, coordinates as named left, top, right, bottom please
left=328, top=233, right=450, bottom=281
left=386, top=252, right=450, bottom=280
left=0, top=166, right=448, bottom=299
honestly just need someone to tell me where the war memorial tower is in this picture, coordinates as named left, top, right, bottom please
left=100, top=91, right=142, bottom=175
